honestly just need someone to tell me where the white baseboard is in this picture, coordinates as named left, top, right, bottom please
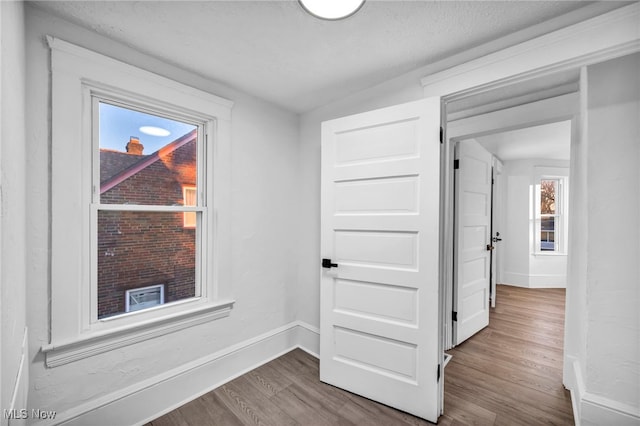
left=581, top=394, right=640, bottom=426
left=33, top=321, right=320, bottom=426
left=502, top=272, right=567, bottom=288
left=565, top=355, right=640, bottom=426
left=501, top=272, right=530, bottom=288
left=565, top=355, right=585, bottom=425
left=7, top=327, right=29, bottom=426
left=529, top=274, right=566, bottom=288
left=294, top=321, right=320, bottom=358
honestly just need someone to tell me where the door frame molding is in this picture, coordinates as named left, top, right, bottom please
left=425, top=0, right=640, bottom=417
left=422, top=3, right=639, bottom=99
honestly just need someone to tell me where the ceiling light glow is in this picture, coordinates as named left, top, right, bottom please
left=299, top=0, right=365, bottom=20
left=139, top=126, right=171, bottom=137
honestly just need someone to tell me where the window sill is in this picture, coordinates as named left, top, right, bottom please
left=42, top=300, right=234, bottom=367
left=533, top=252, right=567, bottom=257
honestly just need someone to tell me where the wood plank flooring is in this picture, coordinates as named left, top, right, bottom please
left=146, top=285, right=573, bottom=426
left=444, top=285, right=573, bottom=425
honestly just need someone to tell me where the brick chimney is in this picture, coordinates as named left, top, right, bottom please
left=126, top=136, right=144, bottom=155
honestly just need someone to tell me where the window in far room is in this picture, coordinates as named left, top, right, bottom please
left=535, top=177, right=566, bottom=253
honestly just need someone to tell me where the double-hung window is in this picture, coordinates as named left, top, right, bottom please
left=95, top=99, right=203, bottom=319
left=44, top=37, right=234, bottom=367
left=534, top=171, right=568, bottom=254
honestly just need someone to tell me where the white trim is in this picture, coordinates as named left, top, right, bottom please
left=528, top=274, right=566, bottom=289
left=447, top=93, right=579, bottom=141
left=501, top=272, right=567, bottom=288
left=46, top=36, right=233, bottom=115
left=7, top=328, right=29, bottom=426
left=571, top=390, right=582, bottom=426
left=422, top=3, right=640, bottom=98
left=566, top=356, right=640, bottom=425
left=565, top=355, right=584, bottom=425
left=501, top=272, right=531, bottom=288
left=294, top=320, right=320, bottom=358
left=47, top=37, right=234, bottom=363
left=32, top=321, right=320, bottom=426
left=532, top=252, right=567, bottom=257
left=94, top=204, right=203, bottom=212
left=581, top=394, right=640, bottom=426
left=42, top=301, right=234, bottom=367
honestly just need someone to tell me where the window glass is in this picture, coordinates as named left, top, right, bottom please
left=539, top=179, right=559, bottom=252
left=99, top=102, right=198, bottom=206
left=540, top=179, right=556, bottom=215
left=97, top=210, right=196, bottom=319
left=540, top=217, right=556, bottom=251
left=183, top=186, right=197, bottom=228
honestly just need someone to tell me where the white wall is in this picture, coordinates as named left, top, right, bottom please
left=501, top=159, right=569, bottom=288
left=15, top=3, right=639, bottom=424
left=0, top=1, right=29, bottom=423
left=25, top=5, right=300, bottom=420
left=581, top=52, right=639, bottom=422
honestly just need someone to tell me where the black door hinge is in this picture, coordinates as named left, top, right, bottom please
left=440, top=126, right=444, bottom=143
left=437, top=364, right=441, bottom=381
left=452, top=311, right=458, bottom=321
left=454, top=159, right=460, bottom=169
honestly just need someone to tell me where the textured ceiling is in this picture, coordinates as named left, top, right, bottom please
left=30, top=1, right=626, bottom=113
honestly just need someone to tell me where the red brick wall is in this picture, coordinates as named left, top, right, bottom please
left=98, top=140, right=196, bottom=318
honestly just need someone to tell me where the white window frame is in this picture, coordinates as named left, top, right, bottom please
left=533, top=167, right=569, bottom=255
left=93, top=96, right=205, bottom=320
left=43, top=37, right=235, bottom=367
left=125, top=284, right=165, bottom=313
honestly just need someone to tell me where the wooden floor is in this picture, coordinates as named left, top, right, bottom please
left=146, top=285, right=573, bottom=426
left=443, top=285, right=573, bottom=425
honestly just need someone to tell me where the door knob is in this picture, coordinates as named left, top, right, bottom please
left=492, top=237, right=502, bottom=242
left=322, top=258, right=338, bottom=268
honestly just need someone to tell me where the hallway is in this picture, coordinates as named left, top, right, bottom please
left=444, top=285, right=573, bottom=425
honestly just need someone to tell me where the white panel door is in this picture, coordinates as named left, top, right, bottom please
left=454, top=139, right=492, bottom=345
left=320, top=98, right=441, bottom=422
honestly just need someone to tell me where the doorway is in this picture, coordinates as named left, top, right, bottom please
left=441, top=70, right=577, bottom=349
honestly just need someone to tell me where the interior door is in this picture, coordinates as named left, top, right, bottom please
left=454, top=139, right=492, bottom=345
left=320, top=98, right=442, bottom=422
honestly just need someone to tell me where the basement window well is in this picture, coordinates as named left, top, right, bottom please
left=126, top=285, right=165, bottom=313
left=44, top=37, right=235, bottom=367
